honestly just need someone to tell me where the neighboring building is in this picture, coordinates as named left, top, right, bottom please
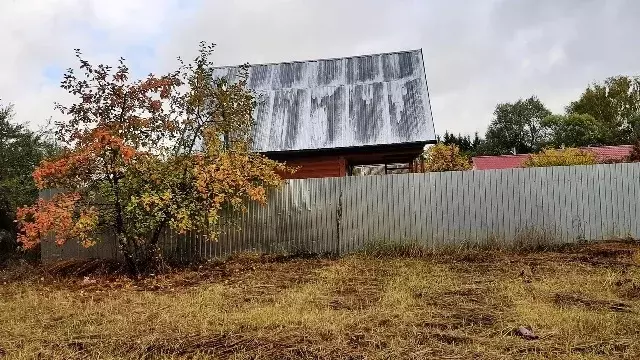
left=472, top=145, right=634, bottom=170
left=472, top=154, right=531, bottom=170
left=212, top=50, right=436, bottom=179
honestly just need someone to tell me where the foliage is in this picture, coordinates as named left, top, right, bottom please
left=0, top=102, right=56, bottom=255
left=567, top=75, right=640, bottom=144
left=483, top=96, right=551, bottom=155
left=435, top=76, right=640, bottom=159
left=437, top=131, right=484, bottom=157
left=541, top=113, right=603, bottom=148
left=522, top=148, right=597, bottom=168
left=16, top=43, right=289, bottom=275
left=629, top=140, right=640, bottom=162
left=422, top=143, right=472, bottom=172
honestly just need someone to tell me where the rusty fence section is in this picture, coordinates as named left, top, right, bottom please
left=41, top=162, right=640, bottom=262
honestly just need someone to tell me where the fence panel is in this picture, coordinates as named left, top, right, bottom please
left=41, top=163, right=640, bottom=262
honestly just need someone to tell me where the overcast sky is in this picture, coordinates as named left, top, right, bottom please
left=1, top=0, right=639, bottom=136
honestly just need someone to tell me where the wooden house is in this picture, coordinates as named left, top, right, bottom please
left=213, top=50, right=436, bottom=178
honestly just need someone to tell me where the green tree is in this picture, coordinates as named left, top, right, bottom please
left=0, top=103, right=55, bottom=255
left=422, top=144, right=472, bottom=172
left=438, top=131, right=484, bottom=157
left=483, top=96, right=551, bottom=155
left=567, top=75, right=640, bottom=144
left=541, top=114, right=603, bottom=148
left=629, top=141, right=640, bottom=162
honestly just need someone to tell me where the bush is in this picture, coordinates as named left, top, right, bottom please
left=422, top=144, right=472, bottom=172
left=523, top=148, right=597, bottom=168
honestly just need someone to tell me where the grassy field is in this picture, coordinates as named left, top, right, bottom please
left=1, top=241, right=640, bottom=359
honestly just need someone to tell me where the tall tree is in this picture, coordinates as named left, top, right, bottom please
left=567, top=75, right=640, bottom=144
left=541, top=114, right=603, bottom=148
left=483, top=96, right=551, bottom=155
left=16, top=43, right=289, bottom=276
left=0, top=103, right=54, bottom=254
left=437, top=131, right=484, bottom=157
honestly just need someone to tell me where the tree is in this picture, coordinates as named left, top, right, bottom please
left=483, top=96, right=551, bottom=155
left=629, top=141, right=640, bottom=162
left=541, top=114, right=603, bottom=148
left=0, top=103, right=55, bottom=255
left=422, top=143, right=472, bottom=172
left=437, top=131, right=484, bottom=157
left=628, top=112, right=640, bottom=162
left=16, top=43, right=289, bottom=276
left=567, top=75, right=640, bottom=144
left=522, top=148, right=597, bottom=168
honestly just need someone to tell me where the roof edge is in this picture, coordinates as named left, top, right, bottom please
left=214, top=49, right=424, bottom=70
left=472, top=154, right=531, bottom=159
left=472, top=144, right=635, bottom=159
left=260, top=140, right=435, bottom=157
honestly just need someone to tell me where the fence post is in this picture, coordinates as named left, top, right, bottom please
left=336, top=183, right=343, bottom=256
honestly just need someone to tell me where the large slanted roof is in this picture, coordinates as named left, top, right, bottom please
left=212, top=49, right=436, bottom=153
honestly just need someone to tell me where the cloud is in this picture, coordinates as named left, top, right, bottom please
left=0, top=0, right=188, bottom=128
left=2, top=0, right=639, bottom=136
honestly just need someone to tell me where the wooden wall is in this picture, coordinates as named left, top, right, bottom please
left=280, top=156, right=347, bottom=179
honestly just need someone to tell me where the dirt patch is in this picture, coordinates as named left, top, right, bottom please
left=328, top=264, right=387, bottom=311
left=124, top=333, right=361, bottom=360
left=448, top=310, right=498, bottom=328
left=570, top=340, right=635, bottom=355
left=417, top=284, right=505, bottom=329
left=45, top=259, right=127, bottom=277
left=441, top=285, right=490, bottom=302
left=615, top=278, right=640, bottom=300
left=224, top=259, right=332, bottom=304
left=567, top=241, right=640, bottom=267
left=30, top=255, right=332, bottom=295
left=0, top=259, right=39, bottom=283
left=419, top=331, right=472, bottom=345
left=553, top=292, right=633, bottom=312
left=329, top=281, right=383, bottom=310
left=576, top=241, right=638, bottom=258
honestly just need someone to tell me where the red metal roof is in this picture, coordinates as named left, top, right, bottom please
left=587, top=145, right=633, bottom=162
left=472, top=145, right=634, bottom=170
left=472, top=154, right=530, bottom=170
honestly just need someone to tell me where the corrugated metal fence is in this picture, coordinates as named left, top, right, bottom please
left=42, top=163, right=640, bottom=262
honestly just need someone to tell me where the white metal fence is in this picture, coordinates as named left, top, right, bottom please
left=41, top=162, right=640, bottom=262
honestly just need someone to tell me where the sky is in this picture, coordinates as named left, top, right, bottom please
left=1, top=0, right=639, bottom=136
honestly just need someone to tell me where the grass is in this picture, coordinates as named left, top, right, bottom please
left=1, top=241, right=640, bottom=359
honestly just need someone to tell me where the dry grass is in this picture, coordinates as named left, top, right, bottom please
left=1, top=241, right=640, bottom=359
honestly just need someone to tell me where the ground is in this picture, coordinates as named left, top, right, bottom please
left=1, top=241, right=640, bottom=359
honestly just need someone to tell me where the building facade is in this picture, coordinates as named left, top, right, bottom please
left=213, top=49, right=436, bottom=178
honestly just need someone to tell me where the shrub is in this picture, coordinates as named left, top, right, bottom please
left=523, top=148, right=597, bottom=168
left=422, top=143, right=472, bottom=172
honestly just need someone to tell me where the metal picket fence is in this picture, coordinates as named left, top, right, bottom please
left=41, top=162, right=640, bottom=262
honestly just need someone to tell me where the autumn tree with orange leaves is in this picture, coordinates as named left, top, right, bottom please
left=16, top=43, right=289, bottom=275
left=421, top=144, right=472, bottom=172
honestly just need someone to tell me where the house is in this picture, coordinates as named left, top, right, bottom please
left=212, top=50, right=436, bottom=179
left=472, top=145, right=634, bottom=170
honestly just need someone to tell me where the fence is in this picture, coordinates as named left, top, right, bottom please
left=41, top=162, right=640, bottom=262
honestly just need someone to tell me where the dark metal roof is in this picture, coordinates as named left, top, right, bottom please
left=212, top=49, right=436, bottom=153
